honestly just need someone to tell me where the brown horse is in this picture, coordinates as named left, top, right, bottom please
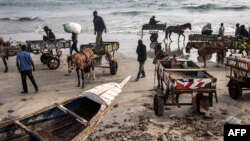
left=165, top=23, right=192, bottom=42
left=185, top=41, right=226, bottom=68
left=67, top=48, right=95, bottom=88
left=0, top=37, right=23, bottom=72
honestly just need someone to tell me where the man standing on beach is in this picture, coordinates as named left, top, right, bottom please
left=16, top=45, right=38, bottom=94
left=135, top=40, right=147, bottom=81
left=235, top=23, right=240, bottom=38
left=218, top=23, right=224, bottom=37
left=93, top=11, right=106, bottom=45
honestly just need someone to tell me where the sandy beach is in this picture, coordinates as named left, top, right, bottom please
left=0, top=32, right=250, bottom=141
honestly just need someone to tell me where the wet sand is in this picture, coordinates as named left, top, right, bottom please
left=0, top=33, right=250, bottom=141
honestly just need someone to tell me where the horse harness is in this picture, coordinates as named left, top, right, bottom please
left=80, top=50, right=94, bottom=67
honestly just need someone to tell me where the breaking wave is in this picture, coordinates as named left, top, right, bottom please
left=183, top=4, right=248, bottom=10
left=0, top=16, right=43, bottom=22
left=111, top=11, right=149, bottom=16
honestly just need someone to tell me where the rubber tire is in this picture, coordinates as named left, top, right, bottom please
left=40, top=53, right=52, bottom=64
left=47, top=57, right=60, bottom=70
left=228, top=81, right=242, bottom=100
left=154, top=95, right=164, bottom=116
left=110, top=61, right=118, bottom=75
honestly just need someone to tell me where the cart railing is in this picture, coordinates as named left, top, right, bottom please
left=80, top=42, right=119, bottom=55
left=141, top=23, right=166, bottom=38
left=26, top=39, right=71, bottom=54
left=225, top=56, right=250, bottom=71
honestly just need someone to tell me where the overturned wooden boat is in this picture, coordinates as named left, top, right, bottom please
left=0, top=76, right=131, bottom=141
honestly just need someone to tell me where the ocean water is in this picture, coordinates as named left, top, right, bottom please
left=0, top=0, right=250, bottom=34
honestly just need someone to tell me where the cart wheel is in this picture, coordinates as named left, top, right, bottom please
left=47, top=57, right=60, bottom=70
left=154, top=95, right=164, bottom=116
left=110, top=61, right=118, bottom=75
left=40, top=53, right=52, bottom=64
left=195, top=94, right=209, bottom=114
left=228, top=81, right=242, bottom=100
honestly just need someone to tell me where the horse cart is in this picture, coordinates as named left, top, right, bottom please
left=154, top=57, right=217, bottom=116
left=80, top=42, right=119, bottom=75
left=26, top=39, right=71, bottom=69
left=188, top=34, right=221, bottom=42
left=141, top=23, right=166, bottom=39
left=225, top=56, right=250, bottom=99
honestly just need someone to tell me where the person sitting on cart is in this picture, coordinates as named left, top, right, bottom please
left=43, top=26, right=56, bottom=42
left=201, top=23, right=213, bottom=35
left=239, top=25, right=249, bottom=40
left=70, top=33, right=79, bottom=56
left=171, top=54, right=181, bottom=68
left=149, top=16, right=160, bottom=25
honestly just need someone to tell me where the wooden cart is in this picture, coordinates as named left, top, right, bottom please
left=26, top=39, right=71, bottom=69
left=141, top=23, right=166, bottom=38
left=189, top=34, right=250, bottom=53
left=188, top=34, right=221, bottom=42
left=80, top=42, right=119, bottom=75
left=154, top=58, right=218, bottom=116
left=225, top=56, right=250, bottom=99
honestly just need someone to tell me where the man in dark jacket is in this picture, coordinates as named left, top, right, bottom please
left=93, top=11, right=106, bottom=45
left=70, top=33, right=79, bottom=55
left=239, top=25, right=249, bottom=39
left=43, top=26, right=56, bottom=42
left=135, top=40, right=147, bottom=81
left=149, top=16, right=160, bottom=25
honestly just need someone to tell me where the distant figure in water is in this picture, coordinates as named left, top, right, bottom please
left=149, top=16, right=160, bottom=25
left=43, top=26, right=56, bottom=42
left=235, top=23, right=240, bottom=38
left=218, top=23, right=225, bottom=37
left=201, top=23, right=213, bottom=35
left=239, top=25, right=249, bottom=39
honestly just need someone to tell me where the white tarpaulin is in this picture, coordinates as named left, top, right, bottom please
left=63, top=22, right=81, bottom=34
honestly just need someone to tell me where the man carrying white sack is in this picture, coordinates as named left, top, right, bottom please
left=93, top=10, right=107, bottom=45
left=70, top=33, right=79, bottom=55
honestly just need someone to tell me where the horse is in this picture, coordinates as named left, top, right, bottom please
left=67, top=48, right=95, bottom=88
left=185, top=41, right=226, bottom=68
left=165, top=23, right=192, bottom=42
left=0, top=37, right=22, bottom=72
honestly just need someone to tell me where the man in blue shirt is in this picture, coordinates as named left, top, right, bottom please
left=16, top=45, right=38, bottom=93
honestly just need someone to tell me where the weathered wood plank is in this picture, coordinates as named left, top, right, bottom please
left=56, top=104, right=88, bottom=126
left=14, top=121, right=44, bottom=141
